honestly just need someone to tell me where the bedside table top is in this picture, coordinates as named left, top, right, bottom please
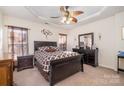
left=0, top=53, right=13, bottom=61
left=17, top=54, right=34, bottom=57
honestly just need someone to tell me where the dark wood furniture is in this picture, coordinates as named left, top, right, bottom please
left=77, top=32, right=98, bottom=67
left=73, top=48, right=98, bottom=67
left=0, top=53, right=13, bottom=86
left=17, top=55, right=34, bottom=71
left=117, top=54, right=124, bottom=73
left=34, top=41, right=83, bottom=86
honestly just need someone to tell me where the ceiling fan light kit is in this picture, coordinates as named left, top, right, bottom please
left=61, top=17, right=66, bottom=22
left=61, top=17, right=71, bottom=24
left=61, top=17, right=77, bottom=24
left=66, top=20, right=70, bottom=24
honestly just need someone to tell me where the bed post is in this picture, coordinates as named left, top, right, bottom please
left=81, top=54, right=84, bottom=72
left=49, top=65, right=54, bottom=86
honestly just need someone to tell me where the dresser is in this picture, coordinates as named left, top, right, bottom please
left=73, top=48, right=98, bottom=67
left=0, top=53, right=13, bottom=86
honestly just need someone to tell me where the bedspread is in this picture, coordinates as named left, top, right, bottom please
left=34, top=50, right=79, bottom=72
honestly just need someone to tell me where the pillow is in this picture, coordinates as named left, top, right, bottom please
left=38, top=46, right=49, bottom=52
left=49, top=46, right=60, bottom=51
left=45, top=47, right=56, bottom=52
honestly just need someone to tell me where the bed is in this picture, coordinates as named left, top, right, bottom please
left=34, top=41, right=83, bottom=86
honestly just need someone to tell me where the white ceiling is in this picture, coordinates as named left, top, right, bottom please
left=0, top=6, right=124, bottom=29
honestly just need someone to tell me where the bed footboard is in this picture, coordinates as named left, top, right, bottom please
left=34, top=55, right=83, bottom=86
left=49, top=55, right=83, bottom=86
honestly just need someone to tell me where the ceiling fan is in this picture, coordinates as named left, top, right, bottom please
left=50, top=6, right=84, bottom=24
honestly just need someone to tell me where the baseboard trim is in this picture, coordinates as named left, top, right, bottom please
left=99, top=64, right=116, bottom=71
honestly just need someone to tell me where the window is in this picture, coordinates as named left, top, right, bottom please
left=59, top=33, right=67, bottom=51
left=7, top=26, right=28, bottom=60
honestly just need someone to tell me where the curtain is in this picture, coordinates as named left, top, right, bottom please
left=8, top=26, right=28, bottom=60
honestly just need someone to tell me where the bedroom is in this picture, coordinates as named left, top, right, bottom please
left=0, top=6, right=124, bottom=86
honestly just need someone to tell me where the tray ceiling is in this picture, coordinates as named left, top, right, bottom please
left=0, top=6, right=124, bottom=29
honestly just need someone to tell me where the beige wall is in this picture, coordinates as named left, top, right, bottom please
left=3, top=16, right=67, bottom=54
left=0, top=11, right=3, bottom=52
left=115, top=12, right=124, bottom=50
left=67, top=12, right=124, bottom=71
left=115, top=12, right=124, bottom=69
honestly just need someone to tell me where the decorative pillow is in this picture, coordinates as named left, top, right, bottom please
left=45, top=47, right=56, bottom=52
left=38, top=46, right=49, bottom=52
left=49, top=46, right=60, bottom=51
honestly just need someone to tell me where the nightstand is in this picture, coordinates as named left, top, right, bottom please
left=17, top=55, right=34, bottom=71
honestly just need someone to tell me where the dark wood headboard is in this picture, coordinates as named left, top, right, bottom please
left=34, top=41, right=57, bottom=51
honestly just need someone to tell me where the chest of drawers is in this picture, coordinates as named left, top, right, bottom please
left=0, top=53, right=13, bottom=86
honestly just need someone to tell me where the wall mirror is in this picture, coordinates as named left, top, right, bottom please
left=78, top=33, right=94, bottom=49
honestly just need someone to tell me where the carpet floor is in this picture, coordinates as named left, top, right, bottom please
left=13, top=64, right=124, bottom=86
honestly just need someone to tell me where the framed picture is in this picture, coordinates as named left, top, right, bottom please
left=122, top=27, right=124, bottom=40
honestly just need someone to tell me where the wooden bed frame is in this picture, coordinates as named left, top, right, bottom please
left=34, top=41, right=83, bottom=86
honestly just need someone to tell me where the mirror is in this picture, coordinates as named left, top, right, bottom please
left=78, top=33, right=94, bottom=49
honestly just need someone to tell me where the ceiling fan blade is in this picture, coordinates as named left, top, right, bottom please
left=70, top=11, right=84, bottom=17
left=70, top=17, right=78, bottom=23
left=60, top=6, right=65, bottom=12
left=72, top=17, right=78, bottom=23
left=60, top=6, right=70, bottom=17
left=50, top=16, right=60, bottom=18
left=60, top=6, right=67, bottom=16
